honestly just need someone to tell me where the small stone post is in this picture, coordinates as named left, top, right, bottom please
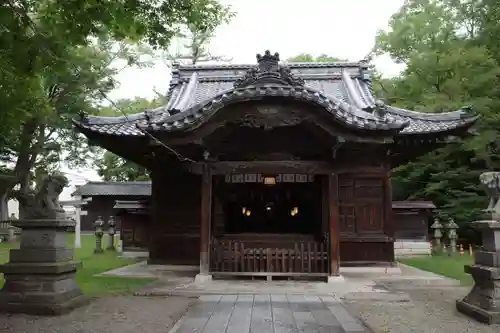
left=430, top=218, right=443, bottom=251
left=456, top=171, right=500, bottom=324
left=7, top=224, right=15, bottom=243
left=107, top=216, right=116, bottom=251
left=446, top=218, right=458, bottom=255
left=94, top=216, right=104, bottom=254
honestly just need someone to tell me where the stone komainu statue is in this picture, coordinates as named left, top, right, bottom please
left=16, top=174, right=69, bottom=220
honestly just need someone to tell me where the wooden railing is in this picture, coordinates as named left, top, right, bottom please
left=209, top=235, right=329, bottom=278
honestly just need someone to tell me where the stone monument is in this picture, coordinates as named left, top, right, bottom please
left=0, top=174, right=88, bottom=315
left=456, top=171, right=500, bottom=324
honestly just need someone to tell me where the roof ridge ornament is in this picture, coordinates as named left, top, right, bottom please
left=234, top=50, right=304, bottom=88
left=374, top=99, right=388, bottom=118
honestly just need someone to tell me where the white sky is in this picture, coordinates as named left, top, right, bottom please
left=54, top=0, right=406, bottom=202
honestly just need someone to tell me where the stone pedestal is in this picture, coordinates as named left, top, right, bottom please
left=0, top=220, right=88, bottom=315
left=7, top=225, right=16, bottom=243
left=456, top=220, right=500, bottom=324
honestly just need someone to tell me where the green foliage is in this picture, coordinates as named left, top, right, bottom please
left=287, top=54, right=347, bottom=62
left=96, top=152, right=151, bottom=182
left=375, top=0, right=500, bottom=232
left=95, top=98, right=161, bottom=182
left=0, top=0, right=232, bottom=205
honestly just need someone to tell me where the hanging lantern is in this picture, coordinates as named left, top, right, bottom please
left=263, top=176, right=276, bottom=185
left=242, top=207, right=247, bottom=215
left=245, top=209, right=251, bottom=217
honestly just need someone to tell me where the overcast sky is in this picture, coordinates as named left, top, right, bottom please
left=56, top=0, right=406, bottom=201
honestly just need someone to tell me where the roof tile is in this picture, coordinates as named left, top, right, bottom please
left=73, top=181, right=151, bottom=196
left=73, top=52, right=477, bottom=137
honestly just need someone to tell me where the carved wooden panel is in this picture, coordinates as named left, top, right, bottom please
left=224, top=173, right=315, bottom=183
left=338, top=175, right=385, bottom=234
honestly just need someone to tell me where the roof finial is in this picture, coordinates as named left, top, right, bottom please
left=256, top=50, right=280, bottom=63
left=234, top=50, right=303, bottom=88
left=256, top=50, right=280, bottom=72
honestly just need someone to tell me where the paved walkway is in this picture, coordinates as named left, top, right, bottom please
left=170, top=294, right=370, bottom=333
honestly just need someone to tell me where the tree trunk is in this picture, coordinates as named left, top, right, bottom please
left=12, top=118, right=43, bottom=219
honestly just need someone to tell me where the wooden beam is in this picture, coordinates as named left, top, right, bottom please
left=199, top=163, right=212, bottom=275
left=328, top=174, right=340, bottom=276
left=186, top=160, right=335, bottom=175
left=184, top=160, right=386, bottom=176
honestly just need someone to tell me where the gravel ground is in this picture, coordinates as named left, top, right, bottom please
left=343, top=282, right=500, bottom=333
left=0, top=296, right=196, bottom=333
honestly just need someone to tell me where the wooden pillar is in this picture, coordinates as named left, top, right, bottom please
left=200, top=163, right=212, bottom=275
left=384, top=168, right=395, bottom=262
left=328, top=173, right=340, bottom=276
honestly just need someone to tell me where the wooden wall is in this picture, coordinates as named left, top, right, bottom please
left=338, top=172, right=394, bottom=265
left=146, top=167, right=394, bottom=265
left=119, top=212, right=150, bottom=250
left=148, top=165, right=201, bottom=265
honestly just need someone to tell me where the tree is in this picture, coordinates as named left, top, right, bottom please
left=165, top=23, right=233, bottom=65
left=0, top=0, right=233, bottom=143
left=287, top=54, right=347, bottom=62
left=0, top=0, right=233, bottom=215
left=94, top=19, right=235, bottom=181
left=96, top=152, right=151, bottom=182
left=95, top=98, right=162, bottom=181
left=2, top=40, right=148, bottom=216
left=373, top=0, right=500, bottom=230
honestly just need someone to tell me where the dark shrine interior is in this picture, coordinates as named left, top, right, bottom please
left=216, top=176, right=323, bottom=235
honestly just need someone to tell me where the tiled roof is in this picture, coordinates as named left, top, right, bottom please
left=72, top=181, right=151, bottom=197
left=73, top=50, right=477, bottom=137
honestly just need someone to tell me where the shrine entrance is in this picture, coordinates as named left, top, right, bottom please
left=209, top=173, right=330, bottom=280
left=219, top=174, right=322, bottom=235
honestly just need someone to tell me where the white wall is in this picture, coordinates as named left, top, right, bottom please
left=7, top=199, right=18, bottom=219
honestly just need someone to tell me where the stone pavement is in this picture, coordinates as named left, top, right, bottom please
left=170, top=294, right=370, bottom=333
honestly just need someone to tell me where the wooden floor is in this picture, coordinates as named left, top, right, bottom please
left=171, top=294, right=371, bottom=333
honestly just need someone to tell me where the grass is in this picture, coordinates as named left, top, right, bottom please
left=399, top=253, right=474, bottom=285
left=0, top=234, right=154, bottom=297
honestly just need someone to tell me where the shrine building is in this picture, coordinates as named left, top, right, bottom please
left=73, top=50, right=476, bottom=282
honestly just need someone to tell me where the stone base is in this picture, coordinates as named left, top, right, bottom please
left=0, top=272, right=89, bottom=316
left=327, top=275, right=345, bottom=283
left=0, top=218, right=87, bottom=316
left=194, top=274, right=213, bottom=284
left=456, top=299, right=500, bottom=325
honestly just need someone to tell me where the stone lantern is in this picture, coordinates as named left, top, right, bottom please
left=456, top=171, right=500, bottom=324
left=430, top=217, right=443, bottom=249
left=107, top=216, right=116, bottom=251
left=94, top=216, right=104, bottom=254
left=445, top=218, right=458, bottom=254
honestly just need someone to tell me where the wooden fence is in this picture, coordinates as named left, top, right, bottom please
left=210, top=236, right=330, bottom=278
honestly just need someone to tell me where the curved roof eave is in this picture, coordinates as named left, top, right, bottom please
left=142, top=84, right=408, bottom=133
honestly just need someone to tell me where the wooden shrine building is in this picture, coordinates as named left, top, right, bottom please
left=73, top=51, right=476, bottom=281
